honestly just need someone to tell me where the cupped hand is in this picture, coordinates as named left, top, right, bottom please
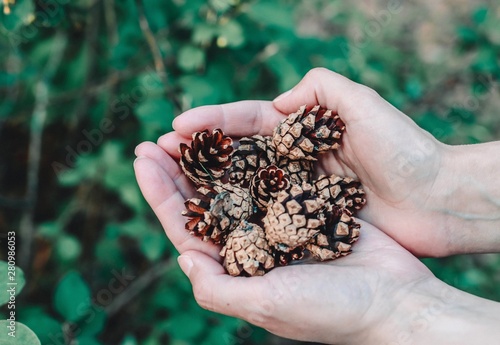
left=154, top=68, right=451, bottom=257
left=134, top=141, right=435, bottom=344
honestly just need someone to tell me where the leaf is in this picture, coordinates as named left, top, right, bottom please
left=247, top=1, right=294, bottom=30
left=163, top=312, right=206, bottom=341
left=19, top=307, right=62, bottom=345
left=217, top=20, right=245, bottom=48
left=76, top=336, right=103, bottom=345
left=55, top=234, right=82, bottom=261
left=405, top=77, right=422, bottom=100
left=80, top=309, right=107, bottom=337
left=135, top=98, right=174, bottom=132
left=0, top=0, right=34, bottom=32
left=472, top=7, right=488, bottom=24
left=0, top=321, right=41, bottom=345
left=177, top=45, right=205, bottom=71
left=0, top=262, right=25, bottom=306
left=140, top=230, right=167, bottom=262
left=121, top=335, right=139, bottom=345
left=54, top=271, right=92, bottom=322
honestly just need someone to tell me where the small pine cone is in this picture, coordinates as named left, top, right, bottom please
left=272, top=105, right=345, bottom=160
left=249, top=166, right=291, bottom=212
left=220, top=221, right=275, bottom=276
left=278, top=157, right=314, bottom=185
left=306, top=206, right=361, bottom=261
left=179, top=128, right=233, bottom=186
left=263, top=183, right=325, bottom=253
left=182, top=182, right=253, bottom=244
left=274, top=247, right=305, bottom=266
left=229, top=135, right=277, bottom=188
left=312, top=174, right=366, bottom=212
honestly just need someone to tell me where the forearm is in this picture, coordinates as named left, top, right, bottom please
left=379, top=278, right=500, bottom=345
left=434, top=141, right=500, bottom=255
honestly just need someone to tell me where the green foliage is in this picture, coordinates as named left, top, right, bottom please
left=1, top=0, right=499, bottom=344
left=0, top=321, right=41, bottom=345
left=0, top=262, right=25, bottom=305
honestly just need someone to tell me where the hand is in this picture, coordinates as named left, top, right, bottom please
left=133, top=149, right=500, bottom=344
left=133, top=141, right=434, bottom=344
left=154, top=68, right=448, bottom=257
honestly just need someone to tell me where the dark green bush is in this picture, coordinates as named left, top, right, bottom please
left=1, top=1, right=499, bottom=344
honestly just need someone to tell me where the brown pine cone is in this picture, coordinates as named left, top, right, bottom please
left=272, top=105, right=345, bottom=160
left=306, top=206, right=360, bottom=260
left=229, top=135, right=277, bottom=188
left=312, top=174, right=366, bottom=212
left=278, top=157, right=314, bottom=185
left=179, top=128, right=233, bottom=186
left=182, top=182, right=253, bottom=244
left=249, top=166, right=291, bottom=212
left=274, top=247, right=305, bottom=266
left=263, top=183, right=325, bottom=253
left=220, top=221, right=275, bottom=276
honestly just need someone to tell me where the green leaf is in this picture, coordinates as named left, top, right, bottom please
left=135, top=98, right=174, bottom=131
left=163, top=312, right=206, bottom=341
left=0, top=321, right=41, bottom=345
left=177, top=45, right=205, bottom=71
left=76, top=336, right=103, bottom=345
left=55, top=234, right=82, bottom=261
left=472, top=7, right=488, bottom=24
left=121, top=335, right=139, bottom=345
left=0, top=262, right=25, bottom=306
left=19, top=307, right=62, bottom=345
left=54, top=271, right=92, bottom=322
left=80, top=309, right=107, bottom=337
left=218, top=20, right=245, bottom=48
left=247, top=1, right=294, bottom=30
left=0, top=0, right=34, bottom=32
left=140, top=230, right=167, bottom=262
left=192, top=23, right=218, bottom=45
left=405, top=77, right=422, bottom=100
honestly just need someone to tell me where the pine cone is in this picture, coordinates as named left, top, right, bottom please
left=220, top=221, right=275, bottom=276
left=263, top=183, right=325, bottom=253
left=312, top=174, right=366, bottom=212
left=274, top=247, right=305, bottom=266
left=229, top=135, right=277, bottom=188
left=250, top=166, right=291, bottom=212
left=272, top=105, right=345, bottom=160
left=306, top=206, right=360, bottom=260
left=278, top=157, right=314, bottom=185
left=179, top=128, right=233, bottom=186
left=182, top=182, right=253, bottom=244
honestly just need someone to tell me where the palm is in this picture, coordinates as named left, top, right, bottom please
left=134, top=143, right=432, bottom=343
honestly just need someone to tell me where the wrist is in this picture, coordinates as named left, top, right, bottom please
left=432, top=142, right=500, bottom=255
left=377, top=277, right=500, bottom=345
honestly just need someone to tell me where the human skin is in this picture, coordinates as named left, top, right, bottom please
left=134, top=68, right=500, bottom=344
left=156, top=68, right=500, bottom=257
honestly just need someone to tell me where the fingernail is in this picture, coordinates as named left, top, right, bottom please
left=133, top=156, right=146, bottom=165
left=178, top=255, right=193, bottom=277
left=273, top=89, right=293, bottom=103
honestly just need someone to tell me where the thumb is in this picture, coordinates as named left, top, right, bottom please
left=177, top=251, right=267, bottom=319
left=272, top=68, right=388, bottom=125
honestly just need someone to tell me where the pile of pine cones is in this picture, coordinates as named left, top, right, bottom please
left=179, top=105, right=366, bottom=276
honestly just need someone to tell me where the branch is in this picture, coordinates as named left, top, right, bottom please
left=18, top=32, right=67, bottom=270
left=135, top=0, right=182, bottom=111
left=105, top=258, right=176, bottom=317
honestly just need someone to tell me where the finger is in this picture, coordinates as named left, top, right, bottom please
left=156, top=132, right=191, bottom=160
left=134, top=156, right=221, bottom=260
left=170, top=101, right=286, bottom=138
left=272, top=68, right=396, bottom=125
left=179, top=250, right=272, bottom=323
left=135, top=141, right=193, bottom=200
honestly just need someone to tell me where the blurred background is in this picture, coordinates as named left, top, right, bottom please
left=0, top=0, right=499, bottom=344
